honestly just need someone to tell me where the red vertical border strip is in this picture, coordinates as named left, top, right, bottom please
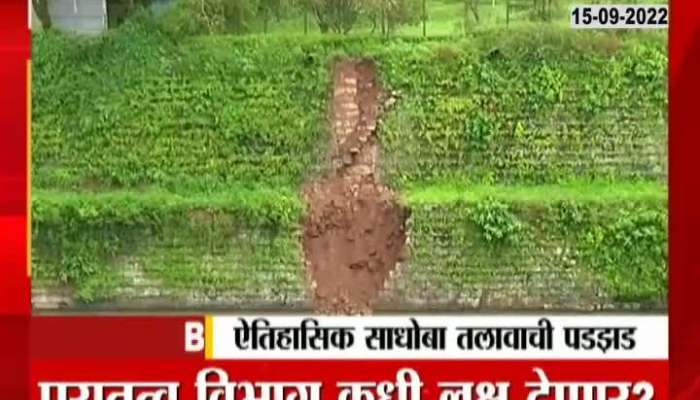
left=0, top=0, right=31, bottom=399
left=670, top=0, right=700, bottom=399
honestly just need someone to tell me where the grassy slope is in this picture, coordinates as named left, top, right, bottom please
left=34, top=180, right=666, bottom=218
left=32, top=25, right=667, bottom=190
left=31, top=20, right=667, bottom=309
left=32, top=182, right=667, bottom=307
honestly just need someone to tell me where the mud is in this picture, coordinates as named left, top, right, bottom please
left=302, top=59, right=409, bottom=314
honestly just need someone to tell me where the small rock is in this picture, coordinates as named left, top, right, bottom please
left=349, top=261, right=369, bottom=270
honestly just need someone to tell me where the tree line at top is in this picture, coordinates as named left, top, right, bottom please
left=31, top=0, right=575, bottom=36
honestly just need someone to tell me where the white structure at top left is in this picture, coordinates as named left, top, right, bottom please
left=32, top=0, right=107, bottom=35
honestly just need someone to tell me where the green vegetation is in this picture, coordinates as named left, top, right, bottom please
left=405, top=180, right=666, bottom=205
left=400, top=196, right=666, bottom=309
left=32, top=184, right=666, bottom=307
left=33, top=23, right=666, bottom=190
left=31, top=15, right=667, bottom=309
left=32, top=188, right=305, bottom=304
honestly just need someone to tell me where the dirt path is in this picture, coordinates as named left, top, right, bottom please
left=302, top=59, right=409, bottom=314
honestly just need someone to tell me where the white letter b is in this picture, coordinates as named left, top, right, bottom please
left=185, top=321, right=205, bottom=352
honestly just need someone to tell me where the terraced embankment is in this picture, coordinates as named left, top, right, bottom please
left=31, top=25, right=668, bottom=311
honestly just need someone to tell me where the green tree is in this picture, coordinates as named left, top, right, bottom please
left=364, top=0, right=421, bottom=36
left=463, top=0, right=479, bottom=30
left=107, top=0, right=155, bottom=28
left=32, top=0, right=52, bottom=29
left=308, top=0, right=361, bottom=33
left=257, top=0, right=287, bottom=33
left=224, top=0, right=258, bottom=33
left=168, top=0, right=257, bottom=35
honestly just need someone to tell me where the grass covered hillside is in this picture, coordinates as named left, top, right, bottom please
left=32, top=18, right=667, bottom=310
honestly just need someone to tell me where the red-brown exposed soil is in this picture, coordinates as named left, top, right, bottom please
left=302, top=59, right=409, bottom=314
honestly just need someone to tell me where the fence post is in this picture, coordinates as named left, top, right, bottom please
left=506, top=0, right=510, bottom=26
left=304, top=11, right=308, bottom=34
left=422, top=0, right=427, bottom=37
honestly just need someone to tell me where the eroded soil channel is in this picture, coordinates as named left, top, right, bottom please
left=302, top=59, right=409, bottom=314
